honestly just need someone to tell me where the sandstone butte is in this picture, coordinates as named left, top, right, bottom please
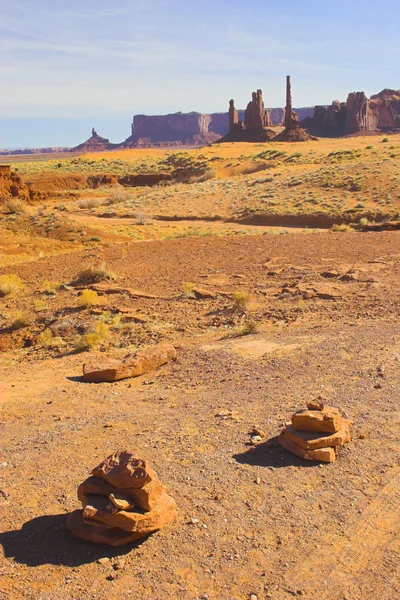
left=67, top=451, right=177, bottom=547
left=82, top=342, right=176, bottom=383
left=278, top=401, right=352, bottom=463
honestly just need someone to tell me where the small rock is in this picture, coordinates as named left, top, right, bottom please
left=97, top=557, right=110, bottom=565
left=106, top=573, right=117, bottom=581
left=113, top=558, right=126, bottom=571
left=255, top=477, right=261, bottom=485
left=251, top=427, right=266, bottom=438
left=250, top=594, right=258, bottom=600
left=250, top=436, right=262, bottom=445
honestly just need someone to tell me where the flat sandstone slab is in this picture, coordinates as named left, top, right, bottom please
left=278, top=430, right=336, bottom=463
left=83, top=343, right=176, bottom=382
left=292, top=406, right=343, bottom=433
left=283, top=421, right=351, bottom=450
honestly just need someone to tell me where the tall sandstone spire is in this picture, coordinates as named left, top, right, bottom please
left=284, top=76, right=299, bottom=130
left=228, top=99, right=239, bottom=131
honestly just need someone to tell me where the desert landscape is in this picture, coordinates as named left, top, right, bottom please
left=1, top=119, right=400, bottom=599
left=1, top=1, right=400, bottom=598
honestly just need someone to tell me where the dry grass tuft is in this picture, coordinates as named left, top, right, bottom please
left=78, top=289, right=99, bottom=308
left=231, top=291, right=252, bottom=312
left=224, top=319, right=259, bottom=338
left=182, top=282, right=196, bottom=297
left=10, top=310, right=31, bottom=330
left=4, top=197, right=27, bottom=214
left=74, top=262, right=116, bottom=284
left=0, top=274, right=23, bottom=297
left=76, top=321, right=109, bottom=351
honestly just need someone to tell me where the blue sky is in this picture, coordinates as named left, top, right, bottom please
left=1, top=0, right=399, bottom=147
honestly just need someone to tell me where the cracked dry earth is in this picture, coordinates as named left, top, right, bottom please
left=1, top=231, right=400, bottom=600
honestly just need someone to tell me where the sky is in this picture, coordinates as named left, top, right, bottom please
left=1, top=0, right=399, bottom=147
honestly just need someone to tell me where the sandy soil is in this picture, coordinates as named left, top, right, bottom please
left=1, top=231, right=400, bottom=599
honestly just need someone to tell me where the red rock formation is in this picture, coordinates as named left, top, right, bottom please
left=284, top=76, right=299, bottom=130
left=306, top=88, right=400, bottom=136
left=369, top=89, right=400, bottom=129
left=274, top=76, right=315, bottom=142
left=0, top=165, right=29, bottom=202
left=244, top=89, right=272, bottom=131
left=217, top=89, right=275, bottom=142
left=228, top=99, right=239, bottom=131
left=71, top=128, right=111, bottom=152
left=345, top=92, right=373, bottom=132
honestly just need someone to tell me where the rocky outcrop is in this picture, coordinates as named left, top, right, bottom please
left=0, top=165, right=29, bottom=202
left=305, top=88, right=400, bottom=136
left=71, top=128, right=111, bottom=152
left=345, top=92, right=372, bottom=133
left=217, top=89, right=276, bottom=143
left=120, top=112, right=220, bottom=148
left=67, top=451, right=177, bottom=546
left=278, top=400, right=352, bottom=463
left=369, top=89, right=400, bottom=129
left=83, top=342, right=176, bottom=382
left=244, top=90, right=272, bottom=131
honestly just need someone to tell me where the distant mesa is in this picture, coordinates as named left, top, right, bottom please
left=117, top=112, right=220, bottom=148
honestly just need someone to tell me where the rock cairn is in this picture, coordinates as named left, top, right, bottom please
left=67, top=451, right=177, bottom=546
left=278, top=399, right=352, bottom=463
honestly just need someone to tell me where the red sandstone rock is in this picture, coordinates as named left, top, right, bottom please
left=0, top=165, right=30, bottom=203
left=292, top=406, right=343, bottom=433
left=282, top=421, right=351, bottom=450
left=67, top=451, right=177, bottom=546
left=82, top=490, right=176, bottom=533
left=82, top=342, right=176, bottom=383
left=92, top=451, right=157, bottom=489
left=278, top=430, right=336, bottom=463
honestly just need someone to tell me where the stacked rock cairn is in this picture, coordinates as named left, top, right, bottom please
left=67, top=450, right=176, bottom=546
left=278, top=398, right=352, bottom=463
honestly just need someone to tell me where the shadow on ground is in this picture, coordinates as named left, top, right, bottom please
left=233, top=438, right=319, bottom=469
left=0, top=513, right=146, bottom=567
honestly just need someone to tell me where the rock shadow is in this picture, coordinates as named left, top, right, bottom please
left=0, top=513, right=146, bottom=567
left=233, top=437, right=319, bottom=469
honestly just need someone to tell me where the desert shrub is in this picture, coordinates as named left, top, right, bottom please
left=0, top=274, right=23, bottom=297
left=41, top=280, right=60, bottom=295
left=135, top=209, right=148, bottom=225
left=76, top=321, right=109, bottom=351
left=382, top=137, right=389, bottom=143
left=359, top=217, right=370, bottom=226
left=34, top=298, right=47, bottom=311
left=10, top=310, right=31, bottom=329
left=106, top=188, right=132, bottom=205
left=224, top=319, right=259, bottom=338
left=38, top=329, right=57, bottom=347
left=74, top=262, right=116, bottom=284
left=191, top=169, right=216, bottom=183
left=331, top=224, right=353, bottom=232
left=78, top=289, right=98, bottom=308
left=79, top=198, right=104, bottom=209
left=231, top=291, right=251, bottom=312
left=3, top=197, right=27, bottom=214
left=182, top=282, right=196, bottom=297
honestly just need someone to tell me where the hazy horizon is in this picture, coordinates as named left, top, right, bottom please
left=1, top=0, right=399, bottom=147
